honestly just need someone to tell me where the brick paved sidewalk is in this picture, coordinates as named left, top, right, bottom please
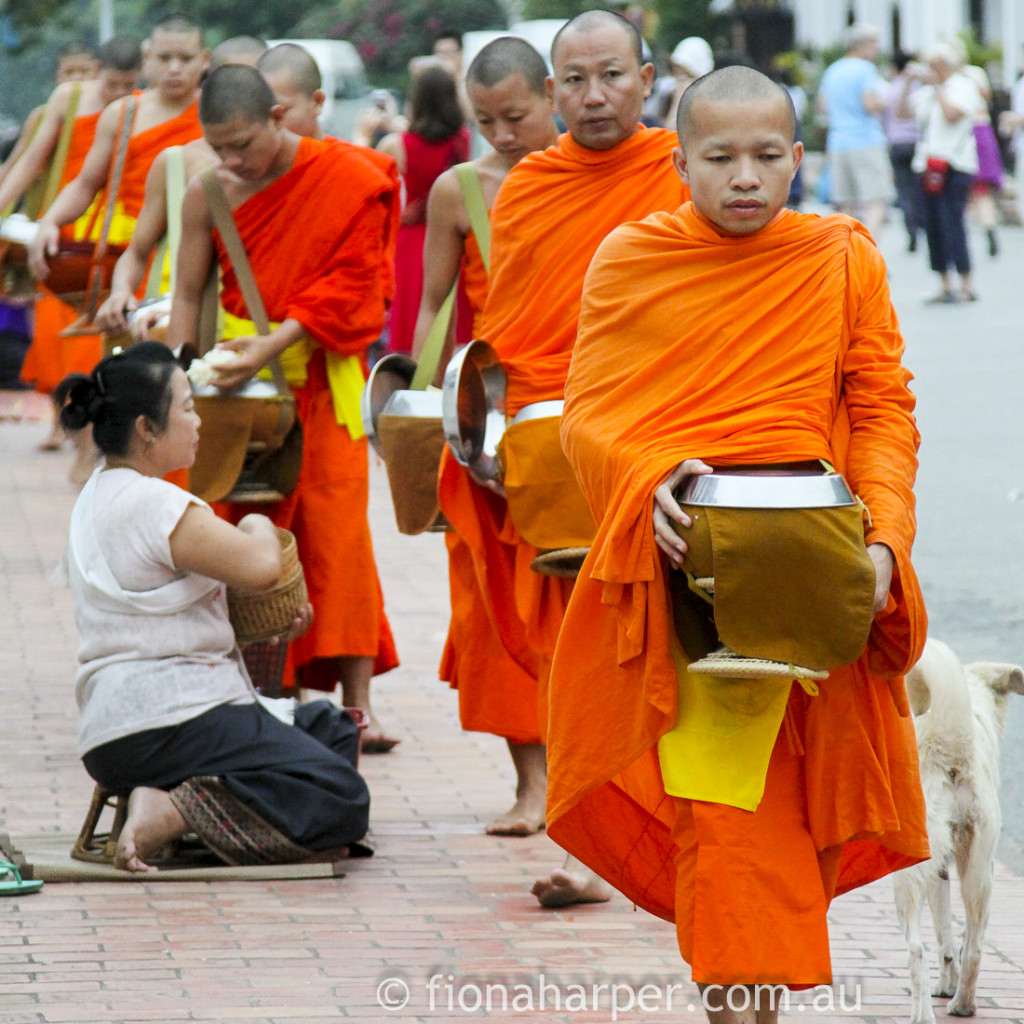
left=1, top=415, right=1022, bottom=1023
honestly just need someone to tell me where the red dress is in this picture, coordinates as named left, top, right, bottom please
left=387, top=128, right=471, bottom=354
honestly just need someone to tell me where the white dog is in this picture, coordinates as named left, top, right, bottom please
left=893, top=637, right=1024, bottom=1023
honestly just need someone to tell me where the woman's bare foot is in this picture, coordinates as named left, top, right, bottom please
left=114, top=787, right=188, bottom=873
left=531, top=857, right=613, bottom=908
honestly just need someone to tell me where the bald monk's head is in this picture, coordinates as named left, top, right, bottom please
left=199, top=64, right=288, bottom=181
left=145, top=13, right=208, bottom=102
left=672, top=65, right=801, bottom=237
left=95, top=36, right=144, bottom=106
left=257, top=43, right=325, bottom=139
left=55, top=40, right=99, bottom=83
left=209, top=35, right=268, bottom=71
left=466, top=37, right=557, bottom=165
left=548, top=10, right=653, bottom=152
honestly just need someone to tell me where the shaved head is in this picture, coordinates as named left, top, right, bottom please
left=258, top=43, right=321, bottom=95
left=98, top=36, right=143, bottom=72
left=467, top=36, right=548, bottom=96
left=676, top=65, right=795, bottom=146
left=552, top=9, right=644, bottom=68
left=209, top=35, right=267, bottom=71
left=200, top=64, right=275, bottom=125
left=151, top=13, right=203, bottom=41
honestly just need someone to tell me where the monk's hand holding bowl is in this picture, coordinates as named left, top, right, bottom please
left=867, top=542, right=895, bottom=618
left=652, top=458, right=713, bottom=568
left=467, top=463, right=506, bottom=498
left=27, top=220, right=60, bottom=281
left=95, top=289, right=138, bottom=336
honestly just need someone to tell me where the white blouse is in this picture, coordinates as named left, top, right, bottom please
left=67, top=468, right=254, bottom=756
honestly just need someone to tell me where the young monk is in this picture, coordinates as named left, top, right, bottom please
left=94, top=35, right=270, bottom=337
left=407, top=37, right=558, bottom=836
left=546, top=66, right=928, bottom=1021
left=0, top=41, right=99, bottom=195
left=28, top=14, right=209, bottom=282
left=0, top=38, right=141, bottom=456
left=445, top=10, right=687, bottom=903
left=165, top=64, right=401, bottom=750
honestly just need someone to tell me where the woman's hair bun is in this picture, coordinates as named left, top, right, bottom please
left=58, top=374, right=106, bottom=431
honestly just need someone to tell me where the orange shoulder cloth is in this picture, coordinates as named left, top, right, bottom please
left=216, top=136, right=400, bottom=357
left=118, top=100, right=202, bottom=218
left=479, top=126, right=688, bottom=411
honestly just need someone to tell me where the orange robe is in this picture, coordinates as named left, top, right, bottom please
left=114, top=100, right=202, bottom=227
left=436, top=211, right=543, bottom=742
left=548, top=205, right=930, bottom=984
left=436, top=126, right=689, bottom=737
left=20, top=109, right=103, bottom=392
left=215, top=137, right=400, bottom=677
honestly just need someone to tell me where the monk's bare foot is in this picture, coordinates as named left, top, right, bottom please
left=486, top=791, right=546, bottom=836
left=361, top=712, right=400, bottom=754
left=531, top=867, right=613, bottom=908
left=114, top=787, right=188, bottom=873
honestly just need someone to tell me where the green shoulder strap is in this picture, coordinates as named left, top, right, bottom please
left=146, top=145, right=185, bottom=299
left=409, top=162, right=490, bottom=390
left=455, top=160, right=490, bottom=272
left=39, top=81, right=81, bottom=215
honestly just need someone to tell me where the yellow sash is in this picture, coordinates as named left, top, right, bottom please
left=657, top=636, right=796, bottom=812
left=220, top=310, right=365, bottom=439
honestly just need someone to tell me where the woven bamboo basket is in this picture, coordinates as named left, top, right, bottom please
left=228, top=528, right=308, bottom=645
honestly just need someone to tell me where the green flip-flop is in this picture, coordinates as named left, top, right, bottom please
left=0, top=859, right=43, bottom=896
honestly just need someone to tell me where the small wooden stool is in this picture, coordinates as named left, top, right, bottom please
left=71, top=785, right=128, bottom=864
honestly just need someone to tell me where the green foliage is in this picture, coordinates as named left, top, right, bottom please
left=648, top=0, right=728, bottom=58
left=160, top=0, right=315, bottom=43
left=520, top=0, right=596, bottom=18
left=291, top=0, right=507, bottom=78
left=957, top=28, right=1001, bottom=69
left=1, top=0, right=80, bottom=49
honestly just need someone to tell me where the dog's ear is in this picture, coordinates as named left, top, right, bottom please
left=972, top=662, right=1024, bottom=696
left=1005, top=665, right=1024, bottom=696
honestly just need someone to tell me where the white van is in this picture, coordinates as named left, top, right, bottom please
left=268, top=39, right=369, bottom=140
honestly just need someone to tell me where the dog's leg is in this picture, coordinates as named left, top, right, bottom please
left=894, top=868, right=938, bottom=1024
left=927, top=862, right=958, bottom=998
left=948, top=827, right=996, bottom=1017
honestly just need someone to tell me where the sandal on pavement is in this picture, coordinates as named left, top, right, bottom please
left=0, top=859, right=43, bottom=896
left=924, top=290, right=959, bottom=305
left=960, top=289, right=978, bottom=302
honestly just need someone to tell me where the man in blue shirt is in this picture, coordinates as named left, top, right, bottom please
left=818, top=22, right=893, bottom=239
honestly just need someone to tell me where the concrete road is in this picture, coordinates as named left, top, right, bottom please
left=866, top=207, right=1024, bottom=870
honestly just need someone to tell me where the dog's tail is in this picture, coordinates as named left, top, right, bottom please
left=905, top=638, right=974, bottom=749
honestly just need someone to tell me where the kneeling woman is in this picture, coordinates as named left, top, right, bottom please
left=60, top=343, right=369, bottom=873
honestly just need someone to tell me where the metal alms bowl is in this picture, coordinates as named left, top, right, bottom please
left=676, top=471, right=856, bottom=509
left=441, top=340, right=506, bottom=480
left=361, top=353, right=417, bottom=457
left=510, top=399, right=564, bottom=425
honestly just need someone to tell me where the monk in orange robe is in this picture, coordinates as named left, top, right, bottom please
left=166, top=64, right=402, bottom=750
left=437, top=12, right=687, bottom=900
left=28, top=14, right=208, bottom=281
left=0, top=39, right=141, bottom=451
left=406, top=37, right=559, bottom=832
left=548, top=67, right=928, bottom=1017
